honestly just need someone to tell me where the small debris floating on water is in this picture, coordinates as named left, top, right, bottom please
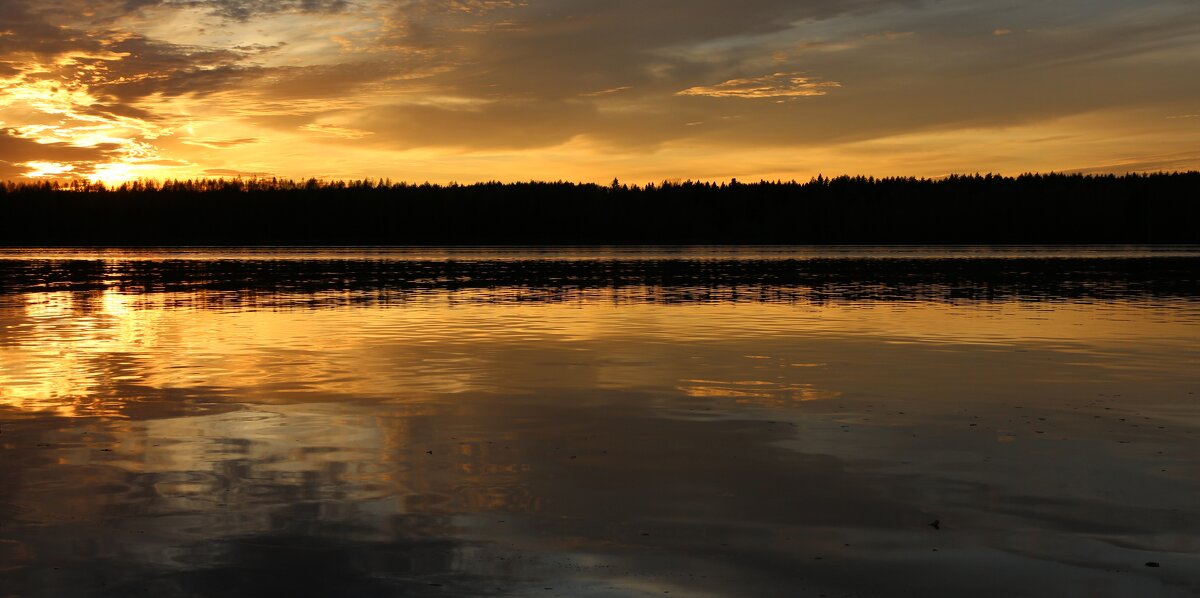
left=1145, top=562, right=1161, bottom=568
left=929, top=520, right=941, bottom=530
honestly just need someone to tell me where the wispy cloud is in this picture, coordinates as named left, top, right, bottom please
left=202, top=167, right=274, bottom=177
left=677, top=73, right=841, bottom=100
left=299, top=124, right=374, bottom=139
left=580, top=86, right=632, bottom=97
left=181, top=137, right=262, bottom=148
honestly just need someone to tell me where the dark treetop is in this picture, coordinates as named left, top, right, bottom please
left=1, top=172, right=1198, bottom=245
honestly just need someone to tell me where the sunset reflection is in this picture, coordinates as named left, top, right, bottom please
left=3, top=287, right=1194, bottom=417
left=2, top=251, right=1200, bottom=596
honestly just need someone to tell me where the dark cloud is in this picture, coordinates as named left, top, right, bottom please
left=0, top=1, right=270, bottom=104
left=97, top=62, right=265, bottom=102
left=167, top=0, right=350, bottom=21
left=390, top=0, right=913, bottom=101
left=5, top=0, right=350, bottom=23
left=235, top=0, right=1184, bottom=155
left=396, top=0, right=1198, bottom=151
left=0, top=130, right=115, bottom=160
left=0, top=129, right=121, bottom=178
left=83, top=103, right=163, bottom=122
left=0, top=1, right=97, bottom=58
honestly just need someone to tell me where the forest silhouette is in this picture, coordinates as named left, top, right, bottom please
left=1, top=172, right=1197, bottom=245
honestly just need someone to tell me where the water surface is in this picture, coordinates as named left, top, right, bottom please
left=1, top=247, right=1199, bottom=597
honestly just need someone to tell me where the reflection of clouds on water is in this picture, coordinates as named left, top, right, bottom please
left=1, top=252, right=1199, bottom=595
left=2, top=273, right=1196, bottom=418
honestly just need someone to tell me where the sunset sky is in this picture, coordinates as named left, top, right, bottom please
left=1, top=0, right=1197, bottom=184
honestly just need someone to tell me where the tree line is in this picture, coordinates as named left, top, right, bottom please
left=1, top=172, right=1197, bottom=245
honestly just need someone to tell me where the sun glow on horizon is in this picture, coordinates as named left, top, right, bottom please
left=87, top=162, right=143, bottom=186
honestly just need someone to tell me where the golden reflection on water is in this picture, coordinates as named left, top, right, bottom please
left=677, top=380, right=841, bottom=405
left=2, top=268, right=1200, bottom=596
left=3, top=287, right=1194, bottom=419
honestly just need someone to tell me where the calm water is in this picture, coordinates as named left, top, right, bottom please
left=1, top=247, right=1198, bottom=597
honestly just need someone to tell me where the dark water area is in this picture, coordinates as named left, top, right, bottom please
left=1, top=247, right=1199, bottom=597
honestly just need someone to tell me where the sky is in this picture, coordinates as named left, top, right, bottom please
left=0, top=0, right=1197, bottom=185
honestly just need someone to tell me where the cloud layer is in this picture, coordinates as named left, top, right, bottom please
left=0, top=0, right=1197, bottom=182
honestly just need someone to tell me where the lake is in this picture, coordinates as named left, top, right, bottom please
left=1, top=247, right=1198, bottom=597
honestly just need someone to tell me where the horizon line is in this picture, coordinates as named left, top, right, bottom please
left=4, top=170, right=1199, bottom=190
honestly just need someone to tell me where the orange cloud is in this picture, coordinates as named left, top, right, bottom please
left=677, top=73, right=841, bottom=99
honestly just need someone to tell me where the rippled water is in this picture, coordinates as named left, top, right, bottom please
left=1, top=248, right=1199, bottom=597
